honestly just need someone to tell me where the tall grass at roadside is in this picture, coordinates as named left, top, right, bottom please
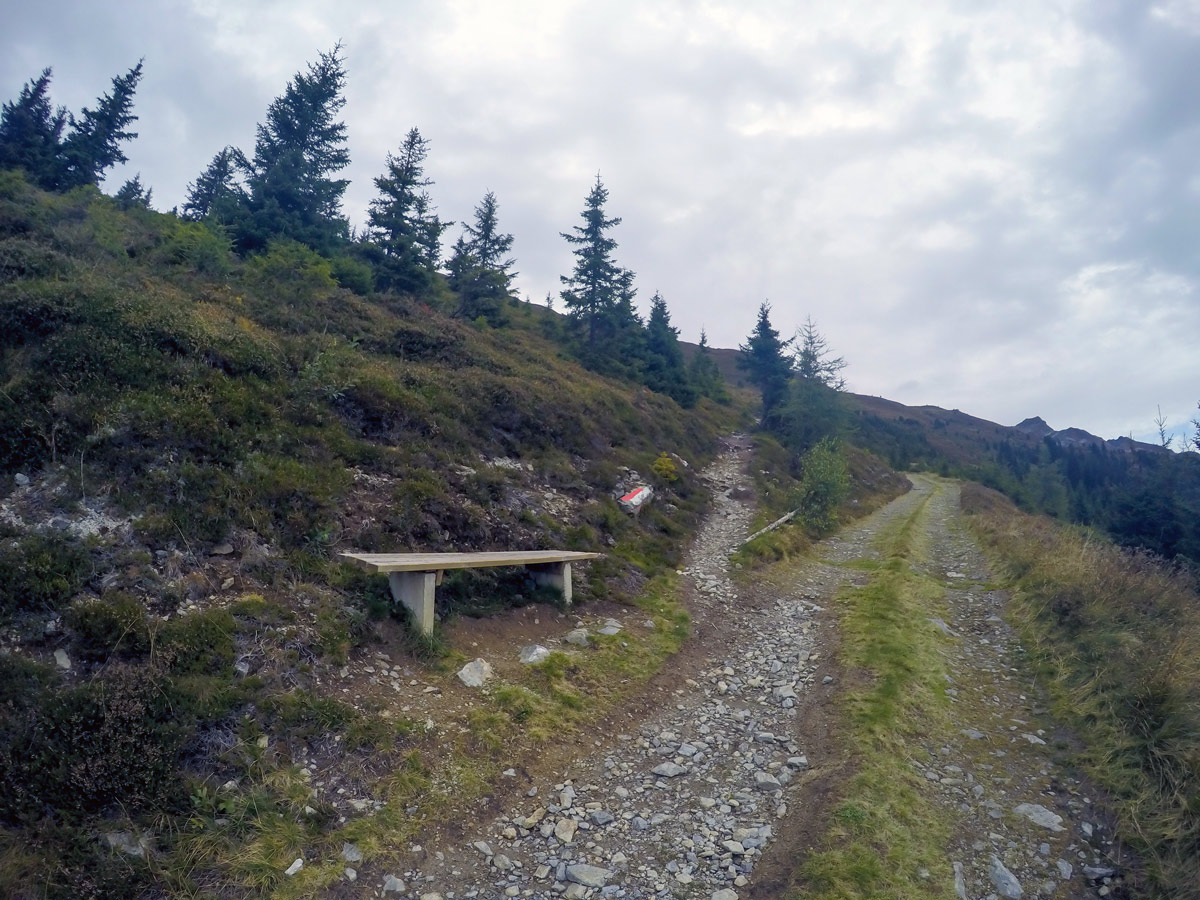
left=962, top=483, right=1200, bottom=899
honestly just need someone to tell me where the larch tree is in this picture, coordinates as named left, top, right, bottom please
left=0, top=68, right=67, bottom=190
left=738, top=301, right=793, bottom=420
left=793, top=316, right=847, bottom=389
left=367, top=127, right=449, bottom=294
left=240, top=46, right=350, bottom=253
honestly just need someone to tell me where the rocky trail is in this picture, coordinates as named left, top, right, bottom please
left=347, top=449, right=1126, bottom=900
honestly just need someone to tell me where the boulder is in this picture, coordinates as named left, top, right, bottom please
left=456, top=658, right=493, bottom=687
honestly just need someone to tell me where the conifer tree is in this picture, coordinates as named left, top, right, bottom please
left=793, top=316, right=847, bottom=389
left=688, top=329, right=729, bottom=403
left=560, top=175, right=622, bottom=346
left=59, top=61, right=144, bottom=189
left=240, top=46, right=350, bottom=253
left=643, top=292, right=696, bottom=407
left=738, top=301, right=793, bottom=420
left=0, top=68, right=67, bottom=190
left=367, top=127, right=449, bottom=294
left=183, top=146, right=246, bottom=222
left=114, top=173, right=152, bottom=209
left=449, top=190, right=515, bottom=322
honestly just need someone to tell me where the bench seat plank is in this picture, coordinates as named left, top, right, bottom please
left=339, top=550, right=600, bottom=574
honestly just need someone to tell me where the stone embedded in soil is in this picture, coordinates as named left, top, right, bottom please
left=565, top=628, right=590, bottom=646
left=340, top=842, right=362, bottom=862
left=1013, top=802, right=1066, bottom=832
left=456, top=658, right=493, bottom=687
left=711, top=891, right=739, bottom=900
left=519, top=644, right=551, bottom=664
left=990, top=855, right=1024, bottom=898
left=284, top=858, right=303, bottom=876
left=566, top=864, right=612, bottom=887
left=652, top=762, right=687, bottom=777
left=382, top=874, right=407, bottom=892
left=54, top=649, right=71, bottom=670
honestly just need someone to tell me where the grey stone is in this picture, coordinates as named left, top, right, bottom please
left=990, top=855, right=1023, bottom=898
left=14, top=473, right=30, bottom=486
left=963, top=729, right=986, bottom=739
left=1013, top=803, right=1066, bottom=832
left=928, top=617, right=957, bottom=637
left=473, top=840, right=493, bottom=856
left=554, top=817, right=578, bottom=843
left=590, top=809, right=614, bottom=825
left=383, top=874, right=407, bottom=892
left=103, top=831, right=149, bottom=858
left=341, top=842, right=362, bottom=863
left=952, top=861, right=968, bottom=900
left=210, top=542, right=234, bottom=556
left=456, top=657, right=494, bottom=687
left=54, top=649, right=71, bottom=670
left=1082, top=866, right=1116, bottom=880
left=565, top=628, right=590, bottom=646
left=566, top=864, right=612, bottom=887
left=712, top=891, right=739, bottom=900
left=520, top=644, right=551, bottom=664
left=652, top=762, right=687, bottom=777
left=493, top=853, right=513, bottom=871
left=284, top=858, right=303, bottom=876
left=1056, top=860, right=1073, bottom=879
left=754, top=771, right=781, bottom=791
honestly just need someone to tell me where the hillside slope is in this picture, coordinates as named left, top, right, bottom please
left=0, top=173, right=747, bottom=898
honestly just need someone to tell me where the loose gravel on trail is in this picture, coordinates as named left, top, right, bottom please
left=355, top=460, right=1129, bottom=900
left=369, top=442, right=924, bottom=900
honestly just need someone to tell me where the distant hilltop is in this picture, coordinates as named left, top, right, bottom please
left=1016, top=417, right=1170, bottom=455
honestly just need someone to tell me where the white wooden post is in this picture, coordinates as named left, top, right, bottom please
left=388, top=571, right=437, bottom=635
left=530, top=561, right=573, bottom=605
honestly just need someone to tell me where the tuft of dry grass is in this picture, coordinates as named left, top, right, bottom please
left=962, top=483, right=1200, bottom=899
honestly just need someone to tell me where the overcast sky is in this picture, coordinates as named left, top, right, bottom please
left=5, top=0, right=1199, bottom=444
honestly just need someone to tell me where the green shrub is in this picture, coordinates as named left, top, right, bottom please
left=0, top=663, right=186, bottom=823
left=330, top=254, right=374, bottom=295
left=0, top=533, right=92, bottom=620
left=158, top=220, right=232, bottom=274
left=66, top=593, right=150, bottom=662
left=794, top=438, right=850, bottom=535
left=157, top=608, right=235, bottom=675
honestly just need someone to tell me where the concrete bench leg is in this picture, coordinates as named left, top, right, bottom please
left=388, top=571, right=437, bottom=635
left=529, top=561, right=573, bottom=605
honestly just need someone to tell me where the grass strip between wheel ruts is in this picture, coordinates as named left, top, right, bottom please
left=794, top=480, right=958, bottom=900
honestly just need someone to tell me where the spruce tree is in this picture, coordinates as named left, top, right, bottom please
left=183, top=146, right=246, bottom=222
left=643, top=292, right=696, bottom=407
left=738, top=301, right=793, bottom=420
left=450, top=191, right=516, bottom=322
left=560, top=175, right=622, bottom=347
left=114, top=173, right=152, bottom=209
left=0, top=68, right=67, bottom=190
left=59, top=61, right=144, bottom=189
left=367, top=127, right=449, bottom=294
left=240, top=46, right=350, bottom=253
left=688, top=329, right=729, bottom=403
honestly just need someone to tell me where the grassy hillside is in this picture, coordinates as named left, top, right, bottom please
left=0, top=172, right=748, bottom=898
left=964, top=484, right=1200, bottom=899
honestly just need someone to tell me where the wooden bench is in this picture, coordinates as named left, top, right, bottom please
left=339, top=551, right=601, bottom=635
